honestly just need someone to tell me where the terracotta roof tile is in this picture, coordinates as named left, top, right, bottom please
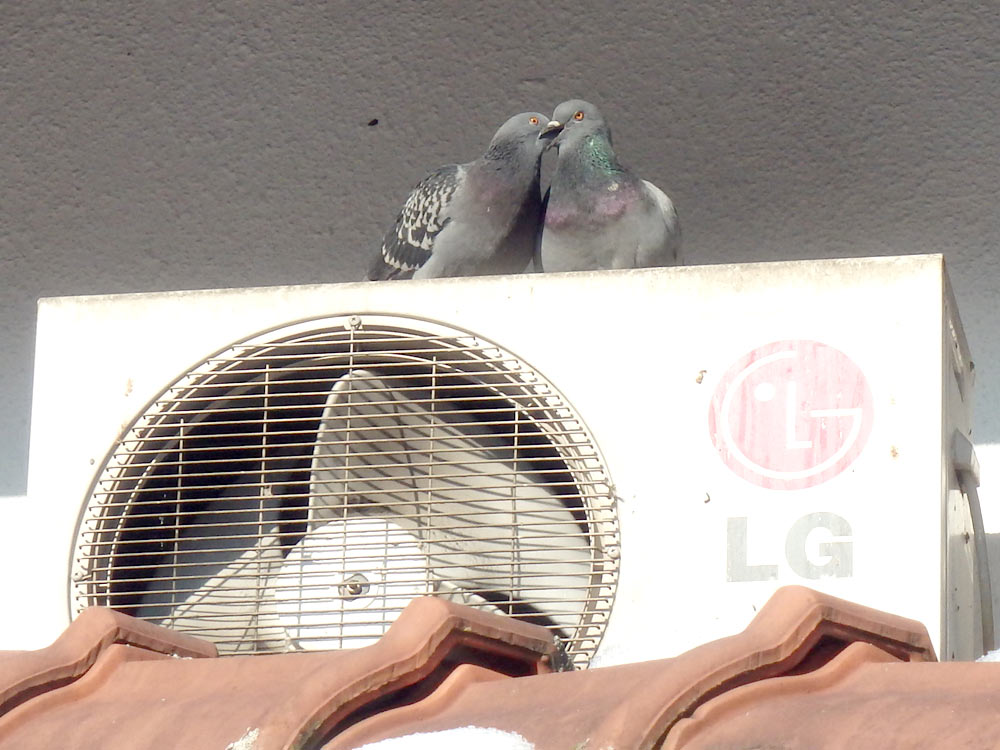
left=327, top=586, right=937, bottom=749
left=2, top=587, right=997, bottom=750
left=0, top=597, right=557, bottom=749
left=664, top=640, right=1000, bottom=748
left=0, top=605, right=215, bottom=718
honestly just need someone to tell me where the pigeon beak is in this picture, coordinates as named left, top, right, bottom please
left=540, top=120, right=564, bottom=139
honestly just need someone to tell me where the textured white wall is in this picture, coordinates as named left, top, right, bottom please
left=3, top=2, right=1000, bottom=495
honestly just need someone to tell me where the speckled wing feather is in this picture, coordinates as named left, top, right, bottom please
left=367, top=164, right=463, bottom=280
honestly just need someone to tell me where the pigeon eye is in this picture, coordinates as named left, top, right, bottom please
left=529, top=116, right=539, bottom=125
left=573, top=111, right=585, bottom=121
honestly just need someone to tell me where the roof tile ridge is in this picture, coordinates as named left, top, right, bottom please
left=0, top=607, right=215, bottom=719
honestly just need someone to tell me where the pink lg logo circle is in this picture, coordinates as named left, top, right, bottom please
left=708, top=341, right=874, bottom=490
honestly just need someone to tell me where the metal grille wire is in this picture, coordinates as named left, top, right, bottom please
left=72, top=315, right=619, bottom=668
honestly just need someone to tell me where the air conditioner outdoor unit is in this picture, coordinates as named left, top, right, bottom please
left=2, top=254, right=989, bottom=666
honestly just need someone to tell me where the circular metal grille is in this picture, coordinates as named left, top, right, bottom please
left=72, top=314, right=619, bottom=668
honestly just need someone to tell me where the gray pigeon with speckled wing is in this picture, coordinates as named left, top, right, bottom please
left=536, top=100, right=681, bottom=272
left=368, top=112, right=554, bottom=280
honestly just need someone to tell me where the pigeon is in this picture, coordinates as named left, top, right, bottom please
left=367, top=112, right=554, bottom=280
left=536, top=99, right=681, bottom=272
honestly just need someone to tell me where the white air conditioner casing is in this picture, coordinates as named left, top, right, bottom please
left=5, top=254, right=989, bottom=662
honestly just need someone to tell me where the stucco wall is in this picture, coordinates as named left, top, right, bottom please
left=3, top=1, right=999, bottom=496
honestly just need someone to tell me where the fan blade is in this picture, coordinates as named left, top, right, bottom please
left=308, top=369, right=596, bottom=634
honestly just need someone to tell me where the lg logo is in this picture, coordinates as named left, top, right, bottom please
left=727, top=512, right=853, bottom=582
left=708, top=341, right=874, bottom=490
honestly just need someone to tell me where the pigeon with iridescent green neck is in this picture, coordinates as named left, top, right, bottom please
left=536, top=100, right=681, bottom=272
left=368, top=112, right=554, bottom=280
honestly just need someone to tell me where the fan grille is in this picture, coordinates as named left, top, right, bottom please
left=72, top=314, right=619, bottom=668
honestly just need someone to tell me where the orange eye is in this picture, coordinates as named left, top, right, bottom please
left=529, top=116, right=539, bottom=125
left=573, top=110, right=585, bottom=121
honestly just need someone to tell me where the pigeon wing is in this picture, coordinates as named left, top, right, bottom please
left=368, top=164, right=463, bottom=280
left=641, top=179, right=682, bottom=265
